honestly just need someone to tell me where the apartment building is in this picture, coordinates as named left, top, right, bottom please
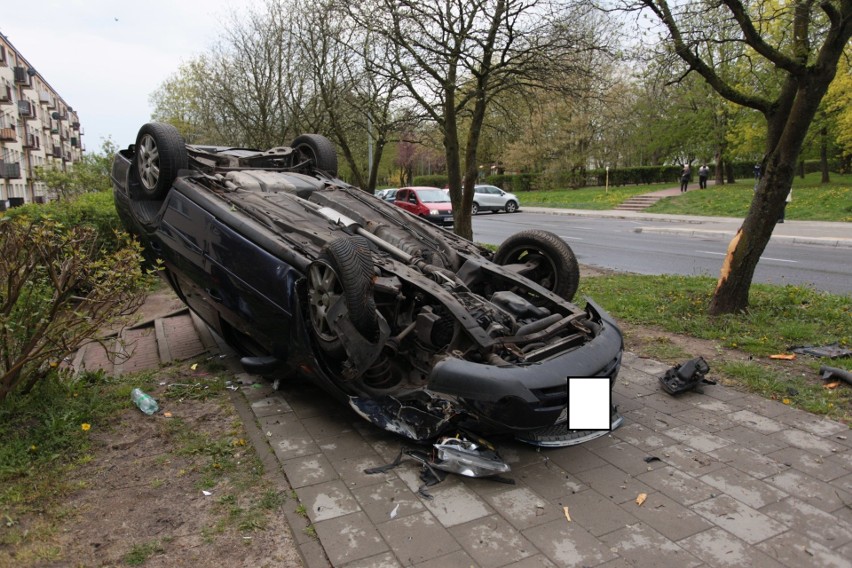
left=0, top=33, right=84, bottom=206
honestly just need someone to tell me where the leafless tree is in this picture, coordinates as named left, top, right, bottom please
left=347, top=0, right=613, bottom=239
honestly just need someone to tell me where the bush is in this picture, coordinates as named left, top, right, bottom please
left=0, top=216, right=148, bottom=401
left=411, top=175, right=449, bottom=188
left=485, top=173, right=542, bottom=192
left=2, top=191, right=124, bottom=255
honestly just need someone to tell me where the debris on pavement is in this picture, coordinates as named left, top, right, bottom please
left=659, top=357, right=714, bottom=395
left=791, top=343, right=852, bottom=358
left=769, top=353, right=797, bottom=360
left=635, top=493, right=647, bottom=506
left=563, top=506, right=571, bottom=522
left=819, top=365, right=852, bottom=386
left=364, top=432, right=514, bottom=498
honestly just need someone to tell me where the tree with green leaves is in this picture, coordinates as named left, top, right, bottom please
left=35, top=139, right=117, bottom=201
left=615, top=0, right=852, bottom=314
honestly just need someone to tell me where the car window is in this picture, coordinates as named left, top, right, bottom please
left=416, top=189, right=451, bottom=203
left=409, top=193, right=418, bottom=204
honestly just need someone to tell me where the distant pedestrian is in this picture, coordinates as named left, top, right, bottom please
left=753, top=163, right=762, bottom=191
left=698, top=164, right=709, bottom=189
left=778, top=189, right=792, bottom=223
left=679, top=164, right=691, bottom=193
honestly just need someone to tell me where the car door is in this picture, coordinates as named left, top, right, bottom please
left=394, top=189, right=413, bottom=214
left=477, top=186, right=502, bottom=209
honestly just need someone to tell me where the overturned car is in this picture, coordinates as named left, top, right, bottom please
left=112, top=123, right=624, bottom=448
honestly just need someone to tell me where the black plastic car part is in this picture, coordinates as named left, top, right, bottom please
left=659, top=357, right=713, bottom=395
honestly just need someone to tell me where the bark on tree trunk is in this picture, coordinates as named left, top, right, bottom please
left=820, top=127, right=830, bottom=184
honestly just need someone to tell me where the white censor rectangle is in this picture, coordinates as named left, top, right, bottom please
left=567, top=377, right=612, bottom=430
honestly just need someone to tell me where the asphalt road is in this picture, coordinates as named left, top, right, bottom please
left=472, top=211, right=852, bottom=295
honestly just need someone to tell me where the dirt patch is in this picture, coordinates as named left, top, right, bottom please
left=46, top=388, right=303, bottom=568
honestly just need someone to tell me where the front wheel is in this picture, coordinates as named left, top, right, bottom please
left=134, top=122, right=188, bottom=200
left=494, top=230, right=580, bottom=302
left=505, top=200, right=518, bottom=213
left=307, top=236, right=378, bottom=353
left=471, top=202, right=479, bottom=215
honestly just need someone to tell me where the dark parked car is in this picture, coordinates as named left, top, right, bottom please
left=111, top=123, right=624, bottom=455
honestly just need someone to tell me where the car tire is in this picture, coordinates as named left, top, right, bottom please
left=134, top=122, right=188, bottom=200
left=291, top=134, right=338, bottom=177
left=308, top=236, right=379, bottom=352
left=494, top=229, right=580, bottom=302
left=505, top=200, right=518, bottom=213
left=471, top=202, right=479, bottom=215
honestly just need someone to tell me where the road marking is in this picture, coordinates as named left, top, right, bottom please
left=697, top=251, right=798, bottom=263
left=559, top=236, right=585, bottom=241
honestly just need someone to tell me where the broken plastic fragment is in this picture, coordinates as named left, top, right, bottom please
left=390, top=504, right=400, bottom=519
left=191, top=363, right=198, bottom=370
left=202, top=490, right=212, bottom=496
left=563, top=506, right=571, bottom=522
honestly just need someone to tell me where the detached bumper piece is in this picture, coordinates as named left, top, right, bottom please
left=515, top=409, right=624, bottom=447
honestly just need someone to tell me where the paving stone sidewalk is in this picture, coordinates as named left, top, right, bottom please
left=234, top=352, right=852, bottom=568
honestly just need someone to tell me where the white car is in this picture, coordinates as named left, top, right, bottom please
left=471, top=184, right=519, bottom=214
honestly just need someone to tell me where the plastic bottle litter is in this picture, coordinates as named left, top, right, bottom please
left=131, top=388, right=159, bottom=415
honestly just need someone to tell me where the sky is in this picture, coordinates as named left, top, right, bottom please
left=1, top=0, right=254, bottom=152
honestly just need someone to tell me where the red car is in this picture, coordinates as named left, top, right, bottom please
left=394, top=186, right=453, bottom=226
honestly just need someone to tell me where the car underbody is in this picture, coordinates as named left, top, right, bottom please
left=112, top=123, right=625, bottom=472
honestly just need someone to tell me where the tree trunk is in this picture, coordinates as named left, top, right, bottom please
left=725, top=161, right=735, bottom=184
left=710, top=75, right=833, bottom=315
left=713, top=148, right=724, bottom=185
left=820, top=126, right=830, bottom=183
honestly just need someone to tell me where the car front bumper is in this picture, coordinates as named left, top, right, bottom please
left=426, top=300, right=623, bottom=432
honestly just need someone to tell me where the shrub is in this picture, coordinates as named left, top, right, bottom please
left=411, top=175, right=449, bottom=188
left=2, top=191, right=124, bottom=255
left=0, top=216, right=148, bottom=401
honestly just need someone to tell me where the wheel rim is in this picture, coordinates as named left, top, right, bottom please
left=472, top=203, right=478, bottom=215
left=503, top=248, right=557, bottom=290
left=506, top=201, right=517, bottom=213
left=137, top=134, right=160, bottom=192
left=307, top=261, right=341, bottom=342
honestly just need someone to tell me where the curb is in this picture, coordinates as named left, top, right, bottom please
left=634, top=227, right=852, bottom=249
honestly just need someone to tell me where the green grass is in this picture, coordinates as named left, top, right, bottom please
left=579, top=273, right=852, bottom=420
left=0, top=359, right=284, bottom=566
left=579, top=274, right=850, bottom=356
left=647, top=173, right=852, bottom=221
left=520, top=182, right=666, bottom=209
left=518, top=172, right=852, bottom=222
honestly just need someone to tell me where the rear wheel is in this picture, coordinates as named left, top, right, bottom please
left=291, top=134, right=338, bottom=176
left=494, top=230, right=580, bottom=302
left=307, top=236, right=378, bottom=353
left=134, top=122, right=188, bottom=199
left=471, top=202, right=479, bottom=215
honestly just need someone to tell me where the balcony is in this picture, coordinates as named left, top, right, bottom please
left=39, top=91, right=55, bottom=109
left=70, top=136, right=78, bottom=147
left=1, top=161, right=22, bottom=179
left=0, top=86, right=10, bottom=105
left=52, top=145, right=62, bottom=158
left=23, top=134, right=39, bottom=149
left=0, top=127, right=16, bottom=142
left=13, top=67, right=33, bottom=88
left=18, top=100, right=34, bottom=117
left=71, top=121, right=80, bottom=130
